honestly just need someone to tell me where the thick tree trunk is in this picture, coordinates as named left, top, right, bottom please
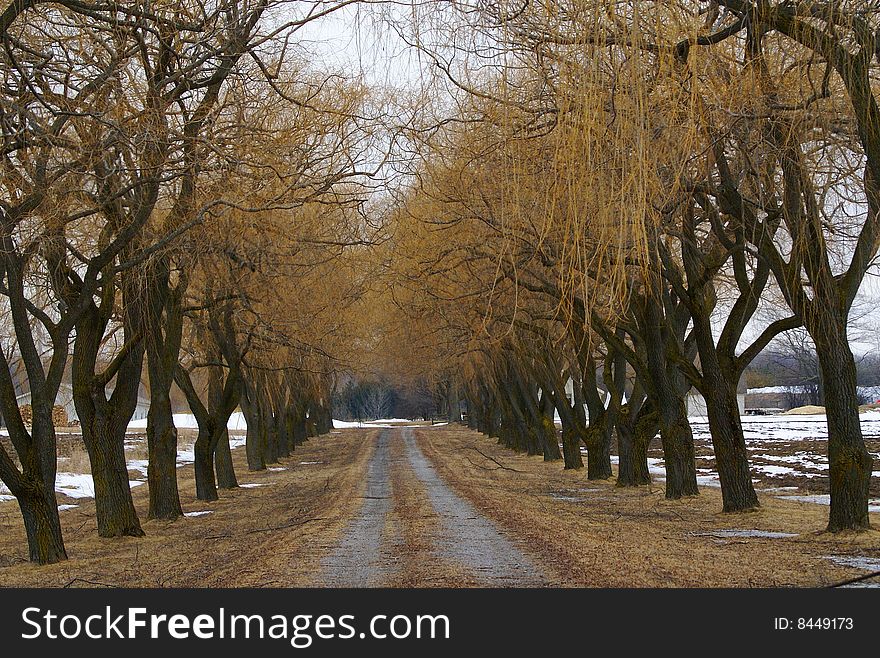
left=292, top=408, right=309, bottom=446
left=279, top=409, right=293, bottom=456
left=146, top=393, right=183, bottom=520
left=580, top=363, right=613, bottom=479
left=642, top=294, right=698, bottom=498
left=632, top=404, right=657, bottom=486
left=83, top=415, right=145, bottom=537
left=658, top=397, right=699, bottom=499
left=214, top=428, right=239, bottom=489
left=688, top=281, right=759, bottom=511
left=546, top=371, right=583, bottom=469
left=240, top=390, right=265, bottom=471
left=144, top=261, right=186, bottom=521
left=616, top=406, right=637, bottom=487
left=702, top=377, right=759, bottom=512
left=262, top=401, right=280, bottom=465
left=447, top=378, right=460, bottom=423
left=193, top=421, right=218, bottom=502
left=18, top=484, right=67, bottom=564
left=584, top=414, right=613, bottom=480
left=815, top=322, right=872, bottom=531
left=537, top=391, right=561, bottom=461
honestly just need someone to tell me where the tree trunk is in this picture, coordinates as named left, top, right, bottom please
left=580, top=364, right=613, bottom=479
left=658, top=397, right=699, bottom=499
left=193, top=421, right=218, bottom=502
left=616, top=405, right=637, bottom=487
left=261, top=399, right=279, bottom=464
left=538, top=390, right=561, bottom=461
left=584, top=413, right=613, bottom=480
left=815, top=321, right=872, bottom=531
left=632, top=404, right=657, bottom=486
left=18, top=484, right=67, bottom=564
left=144, top=261, right=186, bottom=521
left=545, top=370, right=583, bottom=469
left=447, top=378, right=460, bottom=423
left=702, top=376, right=759, bottom=512
left=214, top=428, right=239, bottom=489
left=292, top=407, right=309, bottom=446
left=642, top=294, right=698, bottom=498
left=146, top=393, right=183, bottom=519
left=83, top=414, right=145, bottom=537
left=240, top=389, right=265, bottom=471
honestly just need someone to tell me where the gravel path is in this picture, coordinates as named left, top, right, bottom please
left=400, top=428, right=545, bottom=586
left=319, top=427, right=545, bottom=587
left=320, top=429, right=399, bottom=586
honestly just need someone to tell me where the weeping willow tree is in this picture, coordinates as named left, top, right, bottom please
left=383, top=0, right=879, bottom=527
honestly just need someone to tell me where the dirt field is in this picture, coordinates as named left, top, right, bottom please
left=1, top=425, right=878, bottom=587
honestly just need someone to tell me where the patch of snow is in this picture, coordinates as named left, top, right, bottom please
left=825, top=555, right=880, bottom=571
left=776, top=495, right=880, bottom=512
left=239, top=483, right=268, bottom=488
left=779, top=493, right=830, bottom=505
left=184, top=510, right=213, bottom=517
left=54, top=472, right=95, bottom=498
left=548, top=493, right=588, bottom=502
left=298, top=461, right=322, bottom=465
left=268, top=467, right=286, bottom=472
left=696, top=474, right=721, bottom=487
left=753, top=464, right=799, bottom=476
left=699, top=529, right=797, bottom=539
left=128, top=411, right=247, bottom=431
left=127, top=459, right=149, bottom=477
left=58, top=504, right=78, bottom=511
left=0, top=494, right=15, bottom=502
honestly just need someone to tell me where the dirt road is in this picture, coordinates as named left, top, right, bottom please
left=2, top=424, right=878, bottom=587
left=320, top=428, right=545, bottom=586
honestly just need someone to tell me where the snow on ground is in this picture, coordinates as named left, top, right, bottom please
left=54, top=472, right=144, bottom=499
left=127, top=412, right=247, bottom=431
left=689, top=412, right=880, bottom=443
left=749, top=385, right=880, bottom=402
left=0, top=417, right=252, bottom=506
left=184, top=510, right=213, bottom=517
left=332, top=418, right=448, bottom=428
left=696, top=529, right=798, bottom=539
left=825, top=555, right=880, bottom=571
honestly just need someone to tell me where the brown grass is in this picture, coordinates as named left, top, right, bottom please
left=415, top=426, right=880, bottom=587
left=3, top=425, right=878, bottom=587
left=0, top=429, right=377, bottom=587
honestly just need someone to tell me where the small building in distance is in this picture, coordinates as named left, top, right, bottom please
left=686, top=376, right=748, bottom=417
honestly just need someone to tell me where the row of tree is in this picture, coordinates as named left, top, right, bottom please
left=383, top=1, right=878, bottom=531
left=0, top=2, right=379, bottom=564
